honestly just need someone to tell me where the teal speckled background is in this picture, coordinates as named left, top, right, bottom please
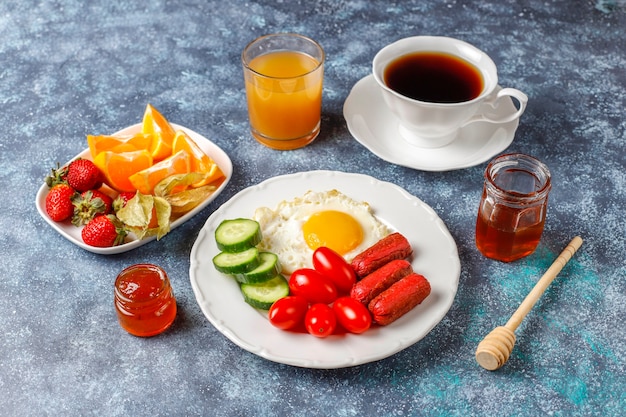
left=1, top=0, right=624, bottom=416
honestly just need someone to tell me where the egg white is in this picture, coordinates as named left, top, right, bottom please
left=253, top=190, right=390, bottom=274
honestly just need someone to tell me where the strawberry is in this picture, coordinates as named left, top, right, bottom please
left=45, top=184, right=77, bottom=222
left=66, top=158, right=103, bottom=192
left=44, top=163, right=69, bottom=188
left=88, top=189, right=113, bottom=213
left=113, top=191, right=137, bottom=213
left=71, top=190, right=114, bottom=226
left=81, top=215, right=127, bottom=247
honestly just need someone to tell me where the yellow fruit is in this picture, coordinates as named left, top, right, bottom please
left=86, top=105, right=223, bottom=202
left=141, top=104, right=176, bottom=138
left=142, top=104, right=176, bottom=162
left=126, top=133, right=153, bottom=150
left=87, top=133, right=152, bottom=160
left=149, top=134, right=173, bottom=162
left=171, top=130, right=224, bottom=187
left=93, top=150, right=153, bottom=193
left=109, top=143, right=139, bottom=153
left=128, top=150, right=191, bottom=195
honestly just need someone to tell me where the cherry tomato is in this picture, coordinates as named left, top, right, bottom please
left=304, top=303, right=337, bottom=338
left=312, top=247, right=357, bottom=294
left=332, top=296, right=372, bottom=334
left=268, top=296, right=309, bottom=330
left=289, top=268, right=338, bottom=304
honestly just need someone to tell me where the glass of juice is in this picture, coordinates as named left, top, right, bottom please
left=242, top=33, right=324, bottom=150
left=475, top=153, right=552, bottom=262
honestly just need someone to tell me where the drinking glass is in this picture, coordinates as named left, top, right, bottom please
left=242, top=33, right=324, bottom=150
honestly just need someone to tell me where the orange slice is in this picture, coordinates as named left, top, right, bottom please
left=141, top=104, right=176, bottom=138
left=93, top=149, right=153, bottom=193
left=128, top=150, right=191, bottom=195
left=171, top=130, right=224, bottom=187
left=142, top=104, right=176, bottom=162
left=126, top=133, right=153, bottom=150
left=109, top=143, right=140, bottom=154
left=149, top=135, right=173, bottom=162
left=87, top=133, right=153, bottom=160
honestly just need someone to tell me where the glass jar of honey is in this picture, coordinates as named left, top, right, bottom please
left=475, top=153, right=551, bottom=262
left=114, top=263, right=177, bottom=337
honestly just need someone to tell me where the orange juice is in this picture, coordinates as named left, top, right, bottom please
left=244, top=50, right=323, bottom=150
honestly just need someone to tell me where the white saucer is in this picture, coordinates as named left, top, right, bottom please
left=343, top=75, right=521, bottom=171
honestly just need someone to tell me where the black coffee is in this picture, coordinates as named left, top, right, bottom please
left=384, top=52, right=484, bottom=103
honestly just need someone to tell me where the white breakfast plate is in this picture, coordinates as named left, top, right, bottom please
left=189, top=170, right=460, bottom=369
left=343, top=75, right=521, bottom=171
left=35, top=123, right=233, bottom=255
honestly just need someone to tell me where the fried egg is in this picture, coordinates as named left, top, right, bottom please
left=253, top=190, right=390, bottom=274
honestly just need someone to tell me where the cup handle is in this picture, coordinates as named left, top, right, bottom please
left=465, top=88, right=528, bottom=126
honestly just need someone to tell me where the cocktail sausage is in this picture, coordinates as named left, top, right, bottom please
left=368, top=273, right=431, bottom=325
left=350, top=232, right=412, bottom=278
left=350, top=259, right=413, bottom=306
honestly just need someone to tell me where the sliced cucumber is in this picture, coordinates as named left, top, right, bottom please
left=215, top=218, right=262, bottom=252
left=234, top=252, right=282, bottom=284
left=240, top=275, right=289, bottom=310
left=212, top=247, right=260, bottom=274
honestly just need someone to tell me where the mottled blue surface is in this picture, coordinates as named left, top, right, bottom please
left=1, top=0, right=624, bottom=416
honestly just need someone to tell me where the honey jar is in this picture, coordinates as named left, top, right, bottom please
left=475, top=153, right=551, bottom=262
left=114, top=263, right=177, bottom=337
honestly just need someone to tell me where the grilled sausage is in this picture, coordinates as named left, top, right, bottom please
left=350, top=259, right=413, bottom=306
left=350, top=232, right=413, bottom=279
left=368, top=273, right=431, bottom=325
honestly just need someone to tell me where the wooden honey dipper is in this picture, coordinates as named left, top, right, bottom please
left=475, top=236, right=583, bottom=371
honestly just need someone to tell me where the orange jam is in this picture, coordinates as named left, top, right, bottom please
left=114, top=264, right=177, bottom=337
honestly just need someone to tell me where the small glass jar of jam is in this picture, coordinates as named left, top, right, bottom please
left=475, top=153, right=551, bottom=262
left=114, top=263, right=177, bottom=337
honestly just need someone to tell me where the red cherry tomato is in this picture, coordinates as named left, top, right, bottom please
left=268, top=296, right=309, bottom=330
left=312, top=247, right=357, bottom=294
left=332, top=296, right=372, bottom=334
left=304, top=303, right=337, bottom=338
left=289, top=268, right=338, bottom=304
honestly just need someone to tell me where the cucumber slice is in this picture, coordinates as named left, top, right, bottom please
left=234, top=252, right=282, bottom=284
left=212, top=247, right=260, bottom=274
left=215, top=218, right=262, bottom=252
left=240, top=275, right=289, bottom=310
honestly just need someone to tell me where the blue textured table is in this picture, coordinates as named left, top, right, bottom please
left=2, top=1, right=624, bottom=416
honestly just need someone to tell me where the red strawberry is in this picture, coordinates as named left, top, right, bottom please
left=44, top=163, right=69, bottom=188
left=45, top=184, right=77, bottom=222
left=81, top=215, right=127, bottom=247
left=71, top=190, right=114, bottom=226
left=66, top=158, right=103, bottom=192
left=89, top=190, right=113, bottom=213
left=113, top=191, right=137, bottom=213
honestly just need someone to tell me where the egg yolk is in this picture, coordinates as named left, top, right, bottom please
left=302, top=210, right=363, bottom=255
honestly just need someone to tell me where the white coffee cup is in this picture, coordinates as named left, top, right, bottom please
left=372, top=36, right=528, bottom=148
